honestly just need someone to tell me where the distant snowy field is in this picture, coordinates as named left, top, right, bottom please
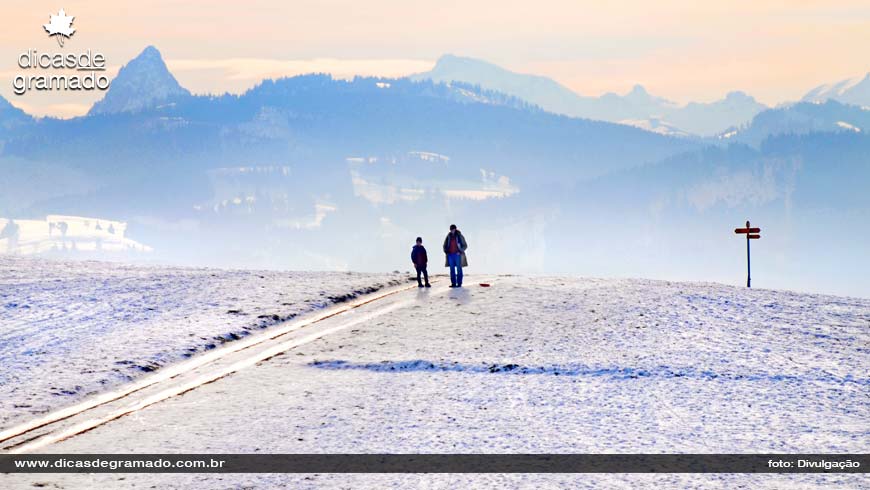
left=2, top=259, right=869, bottom=488
left=0, top=256, right=405, bottom=428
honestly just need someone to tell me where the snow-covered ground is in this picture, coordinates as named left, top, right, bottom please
left=2, top=260, right=869, bottom=489
left=0, top=256, right=405, bottom=428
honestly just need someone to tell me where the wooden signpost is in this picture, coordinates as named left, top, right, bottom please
left=734, top=220, right=761, bottom=287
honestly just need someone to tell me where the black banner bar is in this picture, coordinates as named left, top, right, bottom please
left=1, top=454, right=867, bottom=473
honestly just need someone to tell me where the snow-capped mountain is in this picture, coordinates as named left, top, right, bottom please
left=802, top=72, right=870, bottom=107
left=88, top=46, right=191, bottom=115
left=412, top=54, right=578, bottom=111
left=412, top=54, right=768, bottom=136
left=724, top=100, right=869, bottom=146
left=618, top=117, right=690, bottom=137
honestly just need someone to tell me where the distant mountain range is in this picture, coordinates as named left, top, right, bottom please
left=1, top=46, right=868, bottom=296
left=413, top=54, right=870, bottom=139
left=412, top=54, right=769, bottom=137
left=0, top=46, right=694, bottom=267
left=5, top=48, right=867, bottom=141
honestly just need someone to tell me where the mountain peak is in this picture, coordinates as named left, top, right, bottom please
left=623, top=84, right=672, bottom=107
left=725, top=90, right=748, bottom=98
left=629, top=84, right=648, bottom=96
left=88, top=46, right=190, bottom=116
left=434, top=53, right=463, bottom=65
left=135, top=45, right=165, bottom=64
left=426, top=54, right=513, bottom=79
left=801, top=70, right=870, bottom=106
left=412, top=53, right=581, bottom=111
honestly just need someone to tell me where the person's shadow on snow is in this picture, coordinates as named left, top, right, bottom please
left=447, top=287, right=471, bottom=305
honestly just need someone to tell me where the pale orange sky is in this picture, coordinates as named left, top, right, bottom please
left=3, top=0, right=869, bottom=117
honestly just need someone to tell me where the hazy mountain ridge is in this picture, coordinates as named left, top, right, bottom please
left=413, top=54, right=769, bottom=136
left=411, top=54, right=585, bottom=114
left=802, top=72, right=870, bottom=107
left=0, top=95, right=33, bottom=130
left=668, top=91, right=768, bottom=137
left=0, top=47, right=695, bottom=271
left=726, top=100, right=869, bottom=146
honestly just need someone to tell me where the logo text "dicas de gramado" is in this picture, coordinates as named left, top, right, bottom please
left=12, top=9, right=110, bottom=96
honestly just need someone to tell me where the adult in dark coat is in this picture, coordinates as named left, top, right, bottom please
left=442, top=224, right=468, bottom=287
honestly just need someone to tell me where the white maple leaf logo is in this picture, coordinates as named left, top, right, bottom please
left=43, top=9, right=76, bottom=47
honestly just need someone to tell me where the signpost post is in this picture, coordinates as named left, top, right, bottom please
left=734, top=220, right=761, bottom=287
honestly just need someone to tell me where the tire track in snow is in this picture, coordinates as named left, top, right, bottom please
left=2, top=279, right=446, bottom=453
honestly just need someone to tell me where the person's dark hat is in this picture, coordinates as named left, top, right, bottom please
left=416, top=237, right=422, bottom=242
left=449, top=224, right=457, bottom=230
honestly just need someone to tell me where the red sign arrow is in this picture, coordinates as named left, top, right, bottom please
left=735, top=227, right=761, bottom=234
left=748, top=234, right=761, bottom=239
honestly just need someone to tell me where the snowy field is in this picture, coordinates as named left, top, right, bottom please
left=2, top=259, right=869, bottom=489
left=0, top=256, right=405, bottom=428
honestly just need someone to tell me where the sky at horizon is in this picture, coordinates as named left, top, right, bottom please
left=2, top=0, right=869, bottom=118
